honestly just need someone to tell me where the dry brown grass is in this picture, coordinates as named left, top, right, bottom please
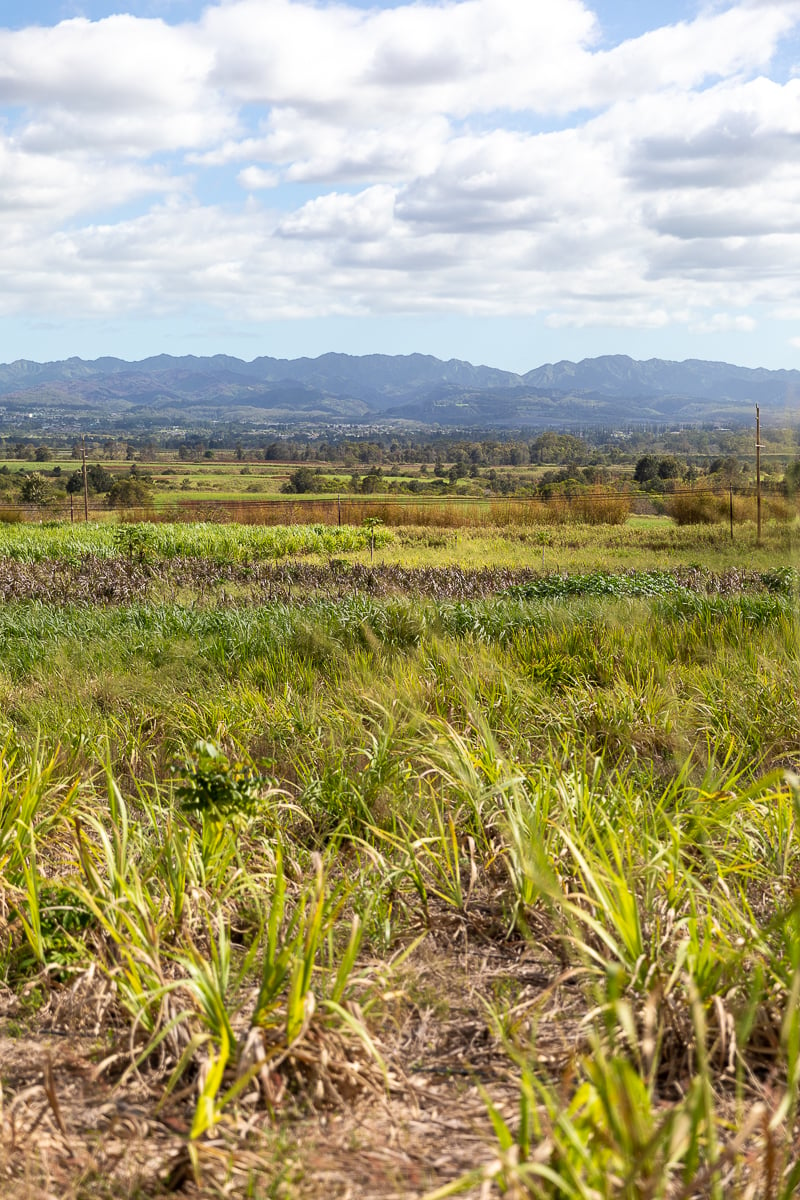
left=765, top=495, right=797, bottom=522
left=570, top=487, right=632, bottom=525
left=0, top=905, right=572, bottom=1200
left=155, top=493, right=634, bottom=530
left=665, top=488, right=798, bottom=527
left=664, top=488, right=721, bottom=525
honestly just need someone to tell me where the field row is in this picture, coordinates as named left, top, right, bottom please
left=0, top=520, right=392, bottom=563
left=0, top=516, right=796, bottom=574
left=1, top=590, right=796, bottom=770
left=0, top=555, right=796, bottom=606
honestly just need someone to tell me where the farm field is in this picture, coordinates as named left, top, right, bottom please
left=0, top=517, right=798, bottom=1198
left=0, top=455, right=624, bottom=511
left=0, top=458, right=300, bottom=506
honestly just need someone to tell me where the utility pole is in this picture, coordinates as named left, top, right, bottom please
left=82, top=436, right=89, bottom=522
left=756, top=406, right=762, bottom=545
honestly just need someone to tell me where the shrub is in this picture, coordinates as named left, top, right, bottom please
left=19, top=472, right=52, bottom=505
left=112, top=522, right=154, bottom=563
left=634, top=454, right=659, bottom=483
left=572, top=487, right=631, bottom=525
left=106, top=478, right=154, bottom=510
left=282, top=466, right=318, bottom=494
left=664, top=488, right=720, bottom=525
left=172, top=739, right=263, bottom=820
left=731, top=494, right=757, bottom=522
left=765, top=495, right=797, bottom=523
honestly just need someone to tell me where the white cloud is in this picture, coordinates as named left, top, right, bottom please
left=0, top=15, right=233, bottom=154
left=201, top=0, right=600, bottom=116
left=2, top=0, right=800, bottom=343
left=0, top=135, right=183, bottom=227
left=237, top=166, right=279, bottom=190
left=277, top=186, right=396, bottom=241
left=691, top=313, right=758, bottom=333
left=586, top=4, right=798, bottom=99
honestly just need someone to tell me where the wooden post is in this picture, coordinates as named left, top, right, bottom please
left=70, top=492, right=74, bottom=525
left=337, top=494, right=341, bottom=527
left=729, top=485, right=734, bottom=542
left=81, top=437, right=89, bottom=522
left=756, top=405, right=762, bottom=545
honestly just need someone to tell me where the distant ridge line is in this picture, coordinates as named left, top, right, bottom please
left=0, top=351, right=797, bottom=428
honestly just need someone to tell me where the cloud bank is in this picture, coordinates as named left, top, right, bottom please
left=1, top=0, right=800, bottom=344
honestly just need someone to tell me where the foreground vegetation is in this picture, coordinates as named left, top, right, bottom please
left=0, top=518, right=798, bottom=1197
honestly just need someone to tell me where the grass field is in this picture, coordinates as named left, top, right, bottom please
left=0, top=457, right=447, bottom=507
left=0, top=517, right=798, bottom=1198
left=0, top=455, right=683, bottom=513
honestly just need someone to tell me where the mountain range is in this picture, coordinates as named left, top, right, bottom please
left=0, top=352, right=798, bottom=428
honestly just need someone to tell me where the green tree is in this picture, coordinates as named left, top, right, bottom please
left=657, top=456, right=681, bottom=480
left=530, top=433, right=589, bottom=465
left=362, top=517, right=383, bottom=563
left=360, top=469, right=383, bottom=494
left=708, top=456, right=741, bottom=485
left=634, top=455, right=659, bottom=483
left=106, top=478, right=153, bottom=509
left=282, top=466, right=317, bottom=494
left=19, top=472, right=51, bottom=504
left=87, top=463, right=115, bottom=492
left=66, top=464, right=114, bottom=494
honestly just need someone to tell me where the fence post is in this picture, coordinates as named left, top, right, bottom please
left=756, top=405, right=762, bottom=545
left=729, top=486, right=734, bottom=541
left=81, top=436, right=89, bottom=522
left=337, top=494, right=341, bottom=527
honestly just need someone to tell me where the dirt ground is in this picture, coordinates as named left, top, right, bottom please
left=0, top=927, right=580, bottom=1199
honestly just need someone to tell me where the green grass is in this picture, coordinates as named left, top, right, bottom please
left=155, top=487, right=292, bottom=502
left=0, top=587, right=796, bottom=791
left=0, top=518, right=798, bottom=1198
left=382, top=518, right=798, bottom=572
left=0, top=515, right=795, bottom=574
left=0, top=519, right=393, bottom=562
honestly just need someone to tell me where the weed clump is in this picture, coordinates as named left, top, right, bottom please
left=172, top=738, right=264, bottom=819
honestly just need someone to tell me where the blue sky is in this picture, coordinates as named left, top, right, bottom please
left=2, top=0, right=800, bottom=372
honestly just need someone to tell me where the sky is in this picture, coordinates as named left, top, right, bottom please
left=2, top=0, right=800, bottom=372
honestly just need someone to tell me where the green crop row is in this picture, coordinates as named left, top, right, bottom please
left=0, top=519, right=393, bottom=563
